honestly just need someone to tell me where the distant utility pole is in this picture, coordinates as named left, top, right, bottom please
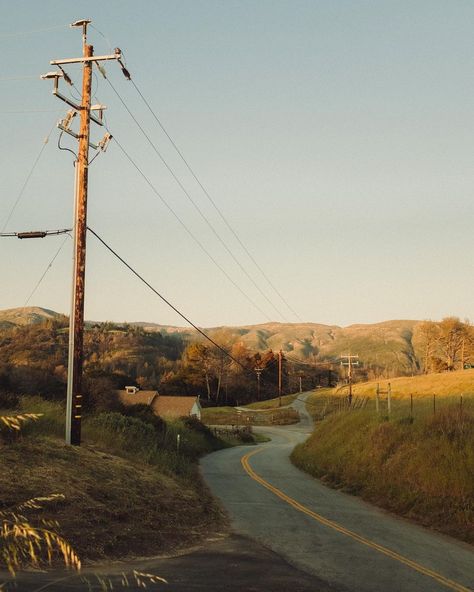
left=255, top=365, right=263, bottom=400
left=42, top=19, right=123, bottom=445
left=340, top=353, right=359, bottom=406
left=278, top=350, right=283, bottom=406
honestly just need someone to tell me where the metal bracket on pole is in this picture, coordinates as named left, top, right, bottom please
left=51, top=53, right=121, bottom=66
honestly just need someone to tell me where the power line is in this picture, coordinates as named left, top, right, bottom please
left=2, top=109, right=60, bottom=114
left=0, top=228, right=71, bottom=238
left=0, top=24, right=68, bottom=38
left=285, top=354, right=336, bottom=368
left=0, top=76, right=39, bottom=81
left=105, top=77, right=287, bottom=322
left=1, top=120, right=57, bottom=232
left=128, top=77, right=304, bottom=323
left=87, top=226, right=247, bottom=370
left=24, top=235, right=70, bottom=306
left=109, top=132, right=272, bottom=321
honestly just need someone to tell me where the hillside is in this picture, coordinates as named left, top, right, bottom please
left=0, top=307, right=62, bottom=329
left=0, top=307, right=423, bottom=376
left=295, top=375, right=474, bottom=544
left=350, top=368, right=474, bottom=398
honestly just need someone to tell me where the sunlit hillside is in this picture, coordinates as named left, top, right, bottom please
left=351, top=369, right=474, bottom=398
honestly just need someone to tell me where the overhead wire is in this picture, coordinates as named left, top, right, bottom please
left=90, top=30, right=302, bottom=323
left=90, top=25, right=297, bottom=324
left=87, top=226, right=248, bottom=371
left=128, top=76, right=304, bottom=323
left=108, top=131, right=271, bottom=321
left=0, top=24, right=68, bottom=38
left=1, top=119, right=57, bottom=232
left=285, top=353, right=336, bottom=368
left=3, top=109, right=60, bottom=114
left=24, top=234, right=70, bottom=306
left=105, top=77, right=287, bottom=322
left=0, top=228, right=71, bottom=238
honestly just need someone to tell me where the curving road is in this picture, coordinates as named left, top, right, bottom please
left=201, top=394, right=474, bottom=592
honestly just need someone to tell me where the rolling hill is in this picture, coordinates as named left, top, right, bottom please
left=0, top=307, right=423, bottom=376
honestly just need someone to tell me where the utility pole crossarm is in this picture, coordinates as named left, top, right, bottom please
left=340, top=353, right=360, bottom=406
left=51, top=53, right=121, bottom=65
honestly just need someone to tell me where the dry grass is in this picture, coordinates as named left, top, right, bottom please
left=351, top=369, right=474, bottom=398
left=292, top=403, right=474, bottom=543
left=201, top=406, right=299, bottom=426
left=244, top=394, right=298, bottom=409
left=0, top=436, right=224, bottom=562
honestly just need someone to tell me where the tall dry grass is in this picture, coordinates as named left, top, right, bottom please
left=0, top=413, right=81, bottom=576
left=292, top=403, right=474, bottom=543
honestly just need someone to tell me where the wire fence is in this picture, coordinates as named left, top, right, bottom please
left=308, top=391, right=474, bottom=422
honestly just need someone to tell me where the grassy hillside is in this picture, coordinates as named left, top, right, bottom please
left=292, top=405, right=474, bottom=543
left=294, top=373, right=474, bottom=543
left=0, top=306, right=61, bottom=327
left=350, top=369, right=474, bottom=398
left=0, top=398, right=226, bottom=566
left=0, top=307, right=427, bottom=377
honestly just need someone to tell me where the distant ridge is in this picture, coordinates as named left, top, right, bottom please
left=0, top=307, right=423, bottom=374
left=0, top=306, right=62, bottom=328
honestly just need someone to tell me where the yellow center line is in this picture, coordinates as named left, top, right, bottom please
left=241, top=448, right=471, bottom=592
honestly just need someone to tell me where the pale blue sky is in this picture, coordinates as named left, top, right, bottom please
left=1, top=1, right=473, bottom=327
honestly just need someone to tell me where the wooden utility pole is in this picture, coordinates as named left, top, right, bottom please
left=43, top=20, right=122, bottom=445
left=255, top=366, right=263, bottom=400
left=340, top=353, right=359, bottom=406
left=65, top=42, right=93, bottom=446
left=278, top=350, right=283, bottom=406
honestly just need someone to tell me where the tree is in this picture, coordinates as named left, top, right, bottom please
left=437, top=317, right=468, bottom=372
left=416, top=321, right=440, bottom=374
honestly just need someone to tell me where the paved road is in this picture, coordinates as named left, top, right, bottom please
left=0, top=534, right=329, bottom=591
left=201, top=394, right=474, bottom=592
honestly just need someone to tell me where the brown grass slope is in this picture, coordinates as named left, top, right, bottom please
left=295, top=374, right=474, bottom=544
left=0, top=436, right=222, bottom=560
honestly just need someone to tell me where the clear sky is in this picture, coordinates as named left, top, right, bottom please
left=1, top=0, right=473, bottom=328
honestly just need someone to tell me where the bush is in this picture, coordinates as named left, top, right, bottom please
left=122, top=404, right=166, bottom=435
left=83, top=377, right=125, bottom=414
left=0, top=391, right=19, bottom=410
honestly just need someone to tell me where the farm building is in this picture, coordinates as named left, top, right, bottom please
left=117, top=387, right=201, bottom=420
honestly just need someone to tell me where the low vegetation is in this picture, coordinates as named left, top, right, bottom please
left=293, top=375, right=474, bottom=543
left=244, top=393, right=298, bottom=409
left=0, top=397, right=227, bottom=572
left=350, top=368, right=474, bottom=398
left=201, top=405, right=299, bottom=426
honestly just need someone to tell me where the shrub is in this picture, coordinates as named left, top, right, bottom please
left=0, top=391, right=19, bottom=410
left=122, top=404, right=166, bottom=435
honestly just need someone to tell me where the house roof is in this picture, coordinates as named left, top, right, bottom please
left=151, top=396, right=199, bottom=418
left=117, top=390, right=158, bottom=407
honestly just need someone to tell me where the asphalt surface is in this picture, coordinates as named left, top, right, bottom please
left=0, top=534, right=331, bottom=591
left=3, top=395, right=473, bottom=591
left=201, top=393, right=474, bottom=592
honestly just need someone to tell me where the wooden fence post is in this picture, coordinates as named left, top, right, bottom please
left=387, top=383, right=392, bottom=417
left=376, top=383, right=380, bottom=415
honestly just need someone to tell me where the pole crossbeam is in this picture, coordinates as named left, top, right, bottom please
left=340, top=354, right=359, bottom=406
left=51, top=53, right=120, bottom=65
